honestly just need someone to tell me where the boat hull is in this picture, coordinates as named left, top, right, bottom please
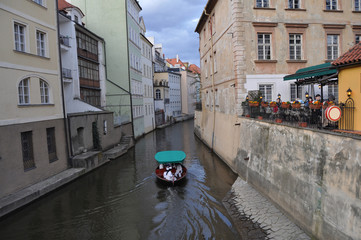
left=155, top=164, right=187, bottom=184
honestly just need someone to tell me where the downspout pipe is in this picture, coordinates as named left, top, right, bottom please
left=204, top=8, right=216, bottom=150
left=125, top=0, right=135, bottom=139
left=56, top=0, right=72, bottom=166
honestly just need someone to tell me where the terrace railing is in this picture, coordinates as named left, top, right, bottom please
left=242, top=101, right=354, bottom=131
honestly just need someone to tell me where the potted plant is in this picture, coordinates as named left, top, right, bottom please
left=269, top=101, right=277, bottom=107
left=249, top=101, right=259, bottom=107
left=261, top=101, right=269, bottom=107
left=281, top=101, right=291, bottom=109
left=291, top=100, right=301, bottom=109
left=310, top=101, right=322, bottom=109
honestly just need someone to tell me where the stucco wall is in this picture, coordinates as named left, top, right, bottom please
left=68, top=111, right=122, bottom=155
left=194, top=110, right=361, bottom=240
left=0, top=119, right=68, bottom=199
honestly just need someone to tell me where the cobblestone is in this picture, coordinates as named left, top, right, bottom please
left=223, top=177, right=311, bottom=240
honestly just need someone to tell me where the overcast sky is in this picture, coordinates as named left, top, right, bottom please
left=138, top=0, right=207, bottom=67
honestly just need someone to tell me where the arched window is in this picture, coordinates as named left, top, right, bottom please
left=155, top=89, right=161, bottom=99
left=40, top=79, right=49, bottom=103
left=18, top=78, right=30, bottom=104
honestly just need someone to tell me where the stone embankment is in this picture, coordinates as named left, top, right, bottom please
left=223, top=178, right=310, bottom=240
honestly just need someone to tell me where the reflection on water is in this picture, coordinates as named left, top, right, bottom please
left=0, top=120, right=239, bottom=239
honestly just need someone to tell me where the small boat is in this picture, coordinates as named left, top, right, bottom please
left=155, top=151, right=187, bottom=184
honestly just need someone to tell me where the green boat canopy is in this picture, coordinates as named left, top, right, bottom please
left=155, top=151, right=186, bottom=164
left=283, top=62, right=338, bottom=85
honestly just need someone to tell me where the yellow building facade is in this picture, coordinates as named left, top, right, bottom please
left=0, top=0, right=68, bottom=199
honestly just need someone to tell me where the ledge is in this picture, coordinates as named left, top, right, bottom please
left=285, top=23, right=309, bottom=28
left=286, top=60, right=307, bottom=63
left=254, top=60, right=277, bottom=63
left=323, top=9, right=343, bottom=13
left=323, top=24, right=346, bottom=29
left=252, top=22, right=278, bottom=27
left=18, top=103, right=55, bottom=107
left=285, top=8, right=306, bottom=11
left=352, top=11, right=361, bottom=13
left=253, top=7, right=276, bottom=10
left=13, top=50, right=50, bottom=60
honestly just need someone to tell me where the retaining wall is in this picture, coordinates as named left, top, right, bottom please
left=194, top=110, right=361, bottom=240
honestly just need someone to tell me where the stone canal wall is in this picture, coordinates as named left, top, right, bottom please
left=194, top=110, right=361, bottom=240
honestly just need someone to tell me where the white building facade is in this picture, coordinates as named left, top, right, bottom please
left=168, top=71, right=182, bottom=117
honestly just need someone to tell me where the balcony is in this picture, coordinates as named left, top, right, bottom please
left=60, top=35, right=70, bottom=47
left=62, top=68, right=72, bottom=82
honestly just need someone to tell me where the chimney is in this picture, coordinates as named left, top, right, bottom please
left=176, top=54, right=179, bottom=63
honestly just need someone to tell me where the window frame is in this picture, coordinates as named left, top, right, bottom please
left=155, top=89, right=161, bottom=99
left=356, top=0, right=361, bottom=11
left=36, top=30, right=46, bottom=57
left=258, top=84, right=273, bottom=103
left=256, top=0, right=270, bottom=8
left=32, top=0, right=45, bottom=6
left=289, top=33, right=303, bottom=60
left=18, top=78, right=30, bottom=105
left=21, top=131, right=35, bottom=171
left=356, top=35, right=361, bottom=44
left=326, top=34, right=339, bottom=60
left=290, top=83, right=302, bottom=101
left=14, top=22, right=26, bottom=52
left=325, top=0, right=338, bottom=10
left=288, top=0, right=301, bottom=9
left=40, top=79, right=50, bottom=104
left=47, top=127, right=58, bottom=162
left=257, top=33, right=272, bottom=60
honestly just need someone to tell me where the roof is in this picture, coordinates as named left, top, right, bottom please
left=195, top=0, right=218, bottom=33
left=332, top=42, right=361, bottom=66
left=188, top=64, right=201, bottom=74
left=283, top=62, right=338, bottom=85
left=166, top=58, right=185, bottom=68
left=58, top=0, right=85, bottom=17
left=155, top=151, right=186, bottom=164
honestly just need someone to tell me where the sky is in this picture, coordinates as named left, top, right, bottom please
left=138, top=0, right=208, bottom=67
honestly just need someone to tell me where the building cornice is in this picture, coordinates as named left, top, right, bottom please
left=195, top=0, right=218, bottom=33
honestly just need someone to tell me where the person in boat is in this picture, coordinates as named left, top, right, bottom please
left=175, top=164, right=183, bottom=178
left=163, top=164, right=175, bottom=181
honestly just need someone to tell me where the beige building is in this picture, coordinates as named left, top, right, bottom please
left=195, top=1, right=361, bottom=239
left=0, top=0, right=68, bottom=199
left=196, top=0, right=361, bottom=114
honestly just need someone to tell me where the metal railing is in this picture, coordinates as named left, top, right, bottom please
left=242, top=101, right=354, bottom=132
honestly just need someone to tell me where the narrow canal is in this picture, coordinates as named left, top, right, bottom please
left=0, top=120, right=241, bottom=239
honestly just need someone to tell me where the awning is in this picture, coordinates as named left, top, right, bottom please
left=283, top=62, right=338, bottom=85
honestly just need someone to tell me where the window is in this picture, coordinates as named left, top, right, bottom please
left=18, top=78, right=30, bottom=104
left=356, top=0, right=361, bottom=11
left=257, top=34, right=271, bottom=60
left=289, top=34, right=302, bottom=60
left=80, top=88, right=100, bottom=107
left=290, top=84, right=302, bottom=101
left=47, top=128, right=57, bottom=162
left=155, top=89, right=161, bottom=99
left=326, top=0, right=337, bottom=10
left=327, top=34, right=339, bottom=60
left=14, top=23, right=25, bottom=52
left=21, top=131, right=35, bottom=171
left=328, top=85, right=338, bottom=102
left=288, top=0, right=300, bottom=9
left=40, top=80, right=49, bottom=103
left=259, top=84, right=273, bottom=102
left=74, top=15, right=79, bottom=24
left=36, top=31, right=46, bottom=57
left=33, top=0, right=44, bottom=6
left=356, top=35, right=360, bottom=44
left=256, top=0, right=269, bottom=7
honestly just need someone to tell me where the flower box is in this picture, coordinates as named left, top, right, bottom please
left=298, top=122, right=307, bottom=127
left=310, top=104, right=321, bottom=109
left=261, top=102, right=269, bottom=107
left=258, top=116, right=263, bottom=120
left=275, top=118, right=283, bottom=123
left=249, top=102, right=259, bottom=107
left=292, top=104, right=301, bottom=109
left=269, top=103, right=277, bottom=108
left=281, top=103, right=290, bottom=109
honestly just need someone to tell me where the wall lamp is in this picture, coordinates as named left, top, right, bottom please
left=277, top=93, right=281, bottom=99
left=347, top=88, right=352, bottom=97
left=305, top=92, right=309, bottom=98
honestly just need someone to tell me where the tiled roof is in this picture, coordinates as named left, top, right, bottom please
left=58, top=0, right=74, bottom=11
left=188, top=64, right=201, bottom=74
left=166, top=58, right=185, bottom=68
left=332, top=42, right=361, bottom=66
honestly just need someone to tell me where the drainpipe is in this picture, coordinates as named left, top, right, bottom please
left=204, top=8, right=216, bottom=150
left=56, top=0, right=72, bottom=167
left=125, top=0, right=135, bottom=139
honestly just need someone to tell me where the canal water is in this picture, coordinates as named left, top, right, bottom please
left=0, top=120, right=240, bottom=239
